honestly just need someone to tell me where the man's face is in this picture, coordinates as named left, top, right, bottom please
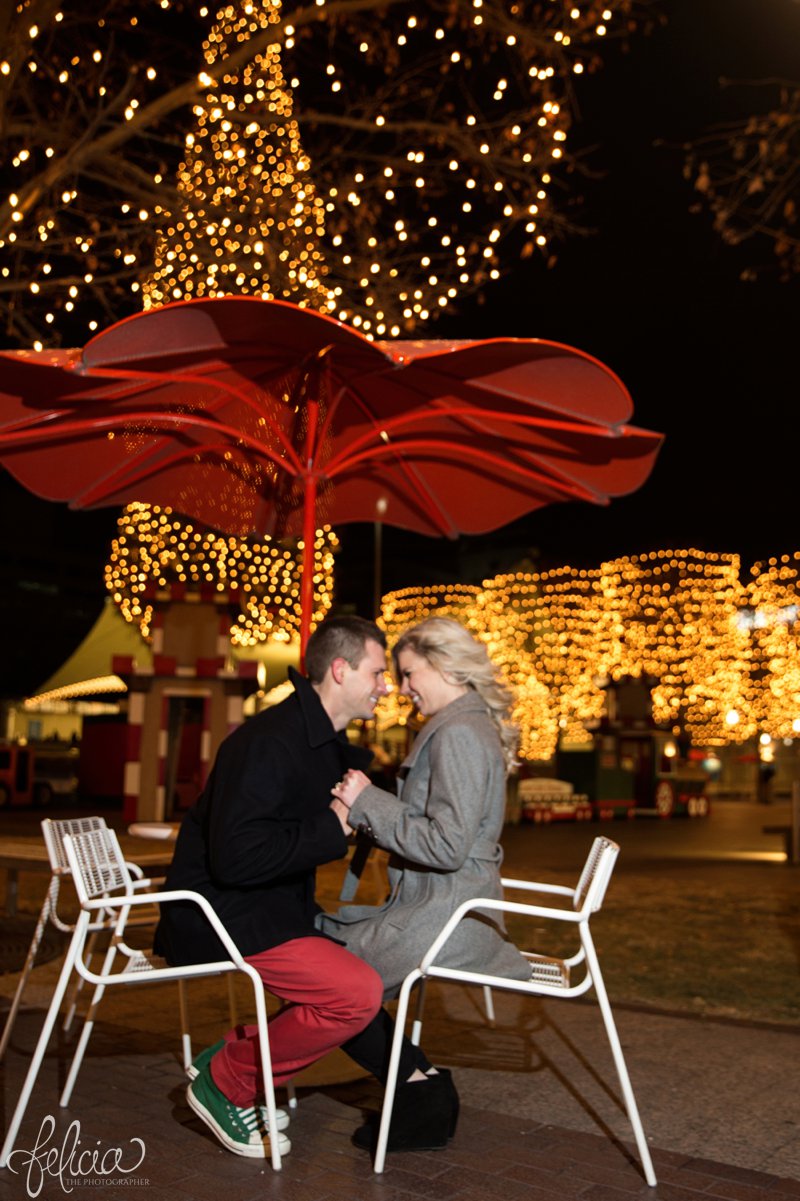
left=339, top=638, right=392, bottom=722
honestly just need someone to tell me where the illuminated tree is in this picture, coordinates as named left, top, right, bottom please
left=1, top=0, right=658, bottom=348
left=105, top=502, right=338, bottom=645
left=744, top=554, right=800, bottom=739
left=378, top=549, right=787, bottom=759
left=685, top=79, right=800, bottom=281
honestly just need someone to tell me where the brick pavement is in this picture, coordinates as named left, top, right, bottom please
left=1, top=986, right=799, bottom=1201
left=2, top=809, right=799, bottom=1199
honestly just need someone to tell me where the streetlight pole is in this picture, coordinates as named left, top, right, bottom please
left=373, top=497, right=388, bottom=617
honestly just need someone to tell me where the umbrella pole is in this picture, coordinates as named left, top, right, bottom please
left=299, top=381, right=321, bottom=669
left=299, top=474, right=317, bottom=668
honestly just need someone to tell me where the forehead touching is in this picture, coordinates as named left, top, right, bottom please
left=397, top=647, right=427, bottom=672
left=358, top=639, right=388, bottom=670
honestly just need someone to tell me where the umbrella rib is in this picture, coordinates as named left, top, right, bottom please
left=0, top=410, right=297, bottom=466
left=311, top=370, right=463, bottom=536
left=311, top=373, right=462, bottom=537
left=328, top=438, right=603, bottom=504
left=72, top=438, right=278, bottom=510
left=322, top=403, right=615, bottom=477
left=0, top=410, right=301, bottom=500
left=426, top=394, right=609, bottom=443
left=85, top=364, right=305, bottom=474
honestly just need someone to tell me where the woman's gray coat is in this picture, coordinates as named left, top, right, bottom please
left=317, top=690, right=531, bottom=997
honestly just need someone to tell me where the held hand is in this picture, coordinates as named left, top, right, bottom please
left=331, top=769, right=371, bottom=809
left=330, top=797, right=354, bottom=836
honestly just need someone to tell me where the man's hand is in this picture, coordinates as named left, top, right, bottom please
left=330, top=797, right=354, bottom=835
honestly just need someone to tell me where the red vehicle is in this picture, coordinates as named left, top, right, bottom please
left=0, top=742, right=79, bottom=807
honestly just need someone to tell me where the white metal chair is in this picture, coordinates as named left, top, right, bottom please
left=373, top=835, right=657, bottom=1187
left=0, top=816, right=158, bottom=1061
left=0, top=827, right=285, bottom=1171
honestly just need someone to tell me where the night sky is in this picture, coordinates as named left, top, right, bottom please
left=337, top=0, right=799, bottom=603
left=2, top=0, right=798, bottom=695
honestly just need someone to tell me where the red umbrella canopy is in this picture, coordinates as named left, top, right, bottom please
left=0, top=296, right=663, bottom=647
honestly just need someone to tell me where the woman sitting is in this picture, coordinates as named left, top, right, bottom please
left=321, top=616, right=530, bottom=1148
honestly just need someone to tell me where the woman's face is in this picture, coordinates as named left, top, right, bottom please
left=396, top=647, right=466, bottom=717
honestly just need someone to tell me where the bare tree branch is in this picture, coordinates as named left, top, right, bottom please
left=1, top=0, right=658, bottom=346
left=684, top=78, right=800, bottom=281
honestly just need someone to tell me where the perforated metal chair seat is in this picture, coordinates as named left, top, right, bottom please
left=0, top=816, right=157, bottom=1062
left=526, top=954, right=570, bottom=988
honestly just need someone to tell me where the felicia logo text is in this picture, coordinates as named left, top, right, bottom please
left=7, top=1116, right=147, bottom=1198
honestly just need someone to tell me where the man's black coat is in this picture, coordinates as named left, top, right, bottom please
left=154, top=669, right=372, bottom=966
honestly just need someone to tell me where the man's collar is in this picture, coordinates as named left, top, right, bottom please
left=288, top=666, right=341, bottom=748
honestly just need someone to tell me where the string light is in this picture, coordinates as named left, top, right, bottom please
left=378, top=549, right=800, bottom=760
left=1, top=0, right=648, bottom=346
left=144, top=1, right=331, bottom=312
left=104, top=502, right=337, bottom=647
left=744, top=553, right=800, bottom=739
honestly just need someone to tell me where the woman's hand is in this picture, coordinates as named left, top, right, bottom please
left=331, top=769, right=371, bottom=809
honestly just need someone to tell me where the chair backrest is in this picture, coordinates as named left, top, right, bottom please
left=62, top=828, right=134, bottom=906
left=573, top=836, right=619, bottom=913
left=41, top=816, right=110, bottom=873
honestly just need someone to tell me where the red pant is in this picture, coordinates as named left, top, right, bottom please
left=211, top=937, right=383, bottom=1105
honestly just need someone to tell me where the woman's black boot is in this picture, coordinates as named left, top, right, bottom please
left=353, top=1074, right=451, bottom=1152
left=429, top=1067, right=459, bottom=1139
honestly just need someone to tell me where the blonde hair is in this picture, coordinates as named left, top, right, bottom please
left=393, top=617, right=519, bottom=772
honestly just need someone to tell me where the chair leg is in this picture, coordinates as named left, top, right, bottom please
left=410, top=977, right=427, bottom=1046
left=58, top=938, right=121, bottom=1108
left=0, top=881, right=56, bottom=1061
left=177, top=979, right=192, bottom=1072
left=482, top=984, right=496, bottom=1025
left=62, top=928, right=101, bottom=1033
left=225, top=973, right=238, bottom=1029
left=242, top=963, right=282, bottom=1171
left=583, top=934, right=657, bottom=1187
left=0, top=923, right=83, bottom=1167
left=373, top=969, right=422, bottom=1174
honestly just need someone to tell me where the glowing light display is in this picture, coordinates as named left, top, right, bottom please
left=378, top=549, right=800, bottom=758
left=105, top=502, right=337, bottom=646
left=1, top=0, right=654, bottom=347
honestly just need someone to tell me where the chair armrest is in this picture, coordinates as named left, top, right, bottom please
left=501, top=877, right=575, bottom=898
left=418, top=895, right=583, bottom=973
left=82, top=887, right=247, bottom=966
left=129, top=875, right=166, bottom=892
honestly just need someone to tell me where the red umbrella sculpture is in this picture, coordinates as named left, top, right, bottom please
left=0, top=296, right=663, bottom=652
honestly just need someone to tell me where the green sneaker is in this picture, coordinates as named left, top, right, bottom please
left=187, top=1065, right=291, bottom=1159
left=187, top=1039, right=226, bottom=1080
left=187, top=1041, right=290, bottom=1131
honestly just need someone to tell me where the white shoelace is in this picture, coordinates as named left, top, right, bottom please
left=225, top=1101, right=269, bottom=1141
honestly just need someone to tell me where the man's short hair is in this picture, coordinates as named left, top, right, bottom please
left=304, top=615, right=386, bottom=683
